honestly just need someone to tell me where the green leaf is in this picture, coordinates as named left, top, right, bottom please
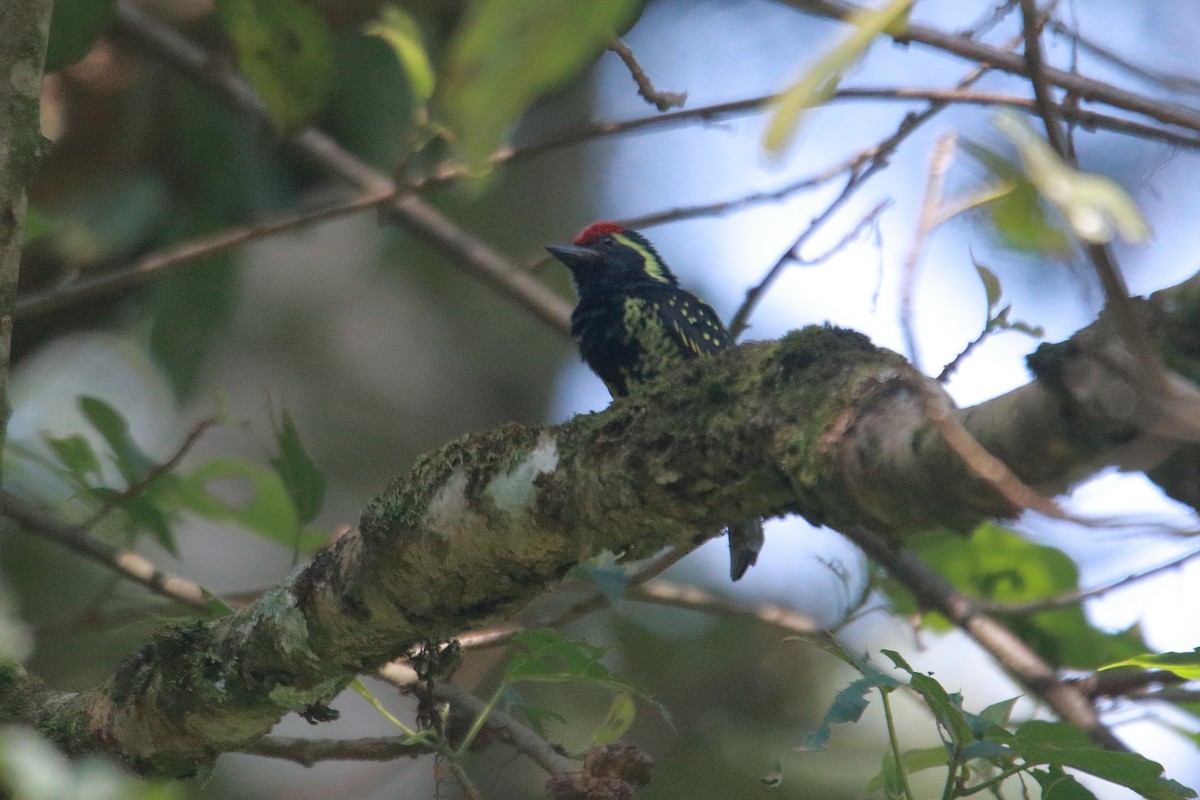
left=506, top=629, right=618, bottom=686
left=215, top=0, right=335, bottom=131
left=1031, top=766, right=1101, bottom=800
left=99, top=489, right=179, bottom=556
left=78, top=395, right=156, bottom=483
left=592, top=692, right=636, bottom=746
left=45, top=0, right=117, bottom=71
left=22, top=207, right=59, bottom=243
left=800, top=672, right=897, bottom=752
left=505, top=629, right=669, bottom=717
left=764, top=0, right=913, bottom=154
left=439, top=0, right=642, bottom=167
left=882, top=650, right=975, bottom=745
left=201, top=588, right=237, bottom=619
left=177, top=458, right=324, bottom=552
left=1103, top=648, right=1200, bottom=680
left=42, top=433, right=102, bottom=484
left=962, top=141, right=1072, bottom=254
left=366, top=6, right=435, bottom=105
left=993, top=110, right=1151, bottom=245
left=270, top=410, right=327, bottom=527
left=977, top=696, right=1019, bottom=726
left=865, top=746, right=949, bottom=792
left=975, top=262, right=1002, bottom=312
left=899, top=526, right=1148, bottom=669
left=991, top=721, right=1196, bottom=800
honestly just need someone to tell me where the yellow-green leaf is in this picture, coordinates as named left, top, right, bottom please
left=439, top=0, right=642, bottom=168
left=764, top=0, right=913, bottom=154
left=366, top=6, right=435, bottom=105
left=993, top=110, right=1151, bottom=244
left=1102, top=648, right=1200, bottom=680
left=215, top=0, right=335, bottom=131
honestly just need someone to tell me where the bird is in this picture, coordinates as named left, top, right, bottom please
left=546, top=221, right=764, bottom=580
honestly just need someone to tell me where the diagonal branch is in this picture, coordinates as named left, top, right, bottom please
left=113, top=0, right=573, bottom=337
left=5, top=270, right=1200, bottom=774
left=0, top=0, right=56, bottom=466
left=774, top=0, right=1200, bottom=132
left=0, top=488, right=208, bottom=610
left=845, top=524, right=1127, bottom=751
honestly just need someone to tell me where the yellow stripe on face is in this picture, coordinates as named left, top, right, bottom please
left=614, top=233, right=669, bottom=283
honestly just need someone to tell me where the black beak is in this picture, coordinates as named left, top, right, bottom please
left=546, top=243, right=601, bottom=272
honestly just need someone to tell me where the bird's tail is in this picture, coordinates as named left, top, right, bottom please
left=727, top=518, right=764, bottom=581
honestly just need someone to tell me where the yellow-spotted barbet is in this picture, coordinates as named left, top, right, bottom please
left=547, top=221, right=764, bottom=580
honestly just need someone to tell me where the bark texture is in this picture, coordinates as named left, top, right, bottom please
left=2, top=273, right=1200, bottom=775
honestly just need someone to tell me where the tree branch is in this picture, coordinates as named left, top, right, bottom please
left=0, top=0, right=55, bottom=465
left=607, top=37, right=687, bottom=112
left=0, top=488, right=208, bottom=610
left=3, top=268, right=1200, bottom=773
left=774, top=0, right=1200, bottom=133
left=113, top=0, right=573, bottom=337
left=844, top=524, right=1128, bottom=751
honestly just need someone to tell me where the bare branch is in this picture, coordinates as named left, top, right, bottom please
left=113, top=0, right=573, bottom=337
left=0, top=0, right=56, bottom=464
left=900, top=132, right=957, bottom=370
left=1048, top=19, right=1200, bottom=97
left=0, top=488, right=208, bottom=610
left=239, top=734, right=435, bottom=765
left=773, top=0, right=1200, bottom=132
left=729, top=34, right=1023, bottom=338
left=16, top=193, right=393, bottom=320
left=608, top=37, right=687, bottom=111
left=430, top=681, right=577, bottom=776
left=81, top=417, right=219, bottom=530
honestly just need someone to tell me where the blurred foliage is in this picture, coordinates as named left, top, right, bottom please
left=883, top=525, right=1148, bottom=669
left=0, top=727, right=182, bottom=800
left=438, top=0, right=642, bottom=167
left=214, top=0, right=335, bottom=131
left=764, top=0, right=913, bottom=155
left=45, top=0, right=116, bottom=72
left=774, top=642, right=1194, bottom=800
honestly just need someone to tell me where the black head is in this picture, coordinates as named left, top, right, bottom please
left=546, top=222, right=678, bottom=297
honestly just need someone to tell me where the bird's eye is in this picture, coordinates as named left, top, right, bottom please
left=598, top=237, right=613, bottom=248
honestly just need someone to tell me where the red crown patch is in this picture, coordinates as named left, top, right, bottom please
left=573, top=221, right=625, bottom=246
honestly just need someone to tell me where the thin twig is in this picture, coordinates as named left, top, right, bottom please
left=1069, top=669, right=1189, bottom=701
left=899, top=132, right=957, bottom=371
left=81, top=416, right=218, bottom=530
left=455, top=547, right=691, bottom=652
left=773, top=0, right=1200, bottom=132
left=631, top=578, right=825, bottom=637
left=16, top=192, right=393, bottom=320
left=978, top=545, right=1200, bottom=615
left=413, top=87, right=1200, bottom=193
left=1018, top=0, right=1175, bottom=409
left=447, top=760, right=485, bottom=800
left=430, top=681, right=577, bottom=776
left=913, top=371, right=1074, bottom=521
left=0, top=488, right=208, bottom=609
left=729, top=33, right=1025, bottom=338
left=1048, top=19, right=1200, bottom=98
left=936, top=327, right=990, bottom=383
left=608, top=37, right=687, bottom=112
left=844, top=524, right=1129, bottom=752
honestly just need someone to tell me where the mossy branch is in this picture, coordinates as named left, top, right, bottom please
left=4, top=272, right=1200, bottom=776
